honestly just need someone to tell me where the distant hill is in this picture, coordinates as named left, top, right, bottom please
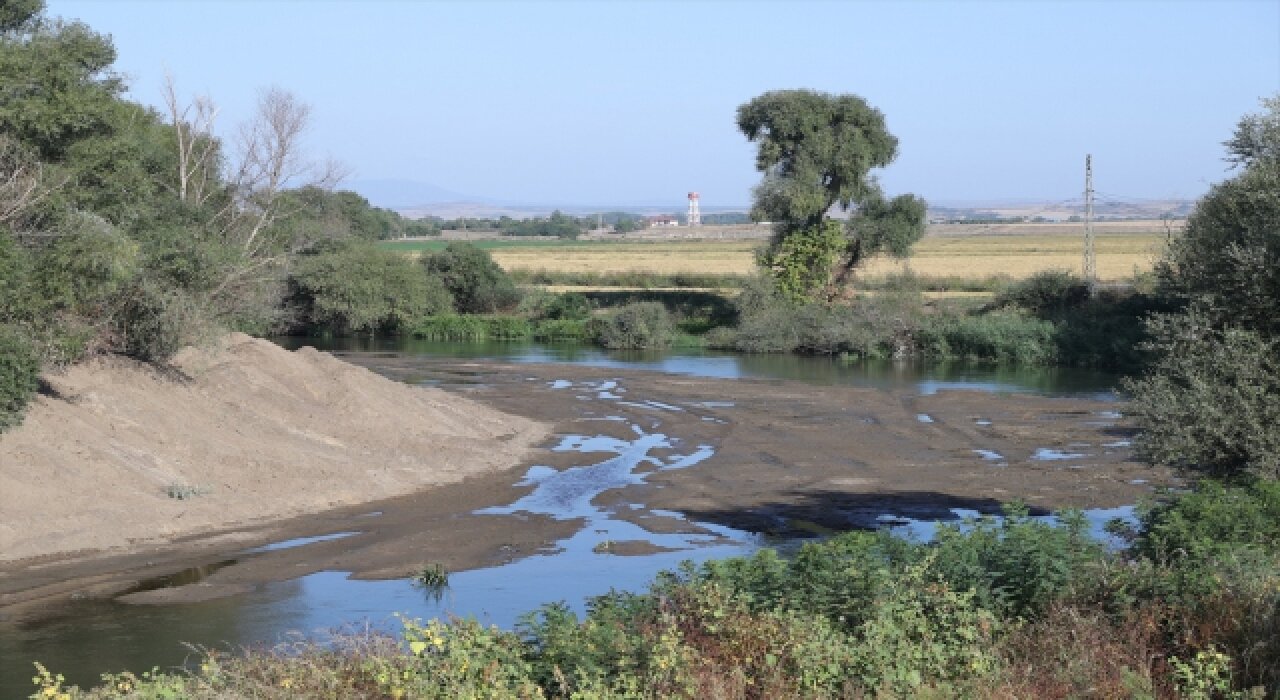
left=346, top=179, right=491, bottom=209
left=350, top=182, right=1195, bottom=224
left=396, top=202, right=752, bottom=220
left=926, top=198, right=1195, bottom=222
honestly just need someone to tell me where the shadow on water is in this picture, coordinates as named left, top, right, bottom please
left=675, top=489, right=1032, bottom=538
left=120, top=559, right=240, bottom=596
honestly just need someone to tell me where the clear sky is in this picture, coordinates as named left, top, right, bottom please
left=47, top=0, right=1280, bottom=208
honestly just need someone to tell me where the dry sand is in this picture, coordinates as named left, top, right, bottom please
left=0, top=334, right=550, bottom=564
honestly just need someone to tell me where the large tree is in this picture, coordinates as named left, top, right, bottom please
left=1155, top=95, right=1280, bottom=338
left=1126, top=94, right=1280, bottom=481
left=0, top=3, right=123, bottom=162
left=737, top=89, right=926, bottom=300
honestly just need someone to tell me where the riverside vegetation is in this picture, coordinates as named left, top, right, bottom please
left=4, top=0, right=1280, bottom=693
left=27, top=484, right=1280, bottom=698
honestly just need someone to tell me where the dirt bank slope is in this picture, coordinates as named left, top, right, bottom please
left=0, top=334, right=549, bottom=563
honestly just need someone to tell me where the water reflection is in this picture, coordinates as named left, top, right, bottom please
left=273, top=337, right=1121, bottom=397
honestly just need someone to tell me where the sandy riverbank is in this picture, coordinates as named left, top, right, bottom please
left=0, top=334, right=550, bottom=565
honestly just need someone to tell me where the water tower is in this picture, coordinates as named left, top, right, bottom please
left=687, top=192, right=701, bottom=226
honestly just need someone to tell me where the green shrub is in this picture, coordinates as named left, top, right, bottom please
left=530, top=318, right=589, bottom=342
left=726, top=284, right=918, bottom=358
left=1157, top=161, right=1280, bottom=337
left=1133, top=480, right=1280, bottom=563
left=115, top=280, right=206, bottom=362
left=422, top=242, right=520, bottom=314
left=851, top=557, right=1001, bottom=695
left=290, top=243, right=453, bottom=335
left=484, top=316, right=533, bottom=340
left=0, top=231, right=29, bottom=318
left=930, top=506, right=1106, bottom=618
left=1123, top=307, right=1280, bottom=480
left=31, top=213, right=140, bottom=317
left=994, top=269, right=1091, bottom=314
left=595, top=301, right=673, bottom=349
left=918, top=311, right=1058, bottom=364
left=860, top=272, right=1011, bottom=293
left=542, top=292, right=591, bottom=320
left=757, top=219, right=846, bottom=301
left=1049, top=290, right=1169, bottom=371
left=411, top=315, right=489, bottom=341
left=0, top=324, right=39, bottom=431
left=411, top=315, right=580, bottom=342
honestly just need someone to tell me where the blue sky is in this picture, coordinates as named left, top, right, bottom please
left=48, top=1, right=1280, bottom=208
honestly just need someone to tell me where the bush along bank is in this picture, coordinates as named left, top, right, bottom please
left=39, top=481, right=1280, bottom=698
left=283, top=238, right=1161, bottom=369
left=286, top=244, right=714, bottom=351
left=707, top=271, right=1172, bottom=371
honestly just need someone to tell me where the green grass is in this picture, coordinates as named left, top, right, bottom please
left=410, top=315, right=589, bottom=343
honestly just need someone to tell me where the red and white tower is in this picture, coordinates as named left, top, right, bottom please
left=687, top=192, right=701, bottom=226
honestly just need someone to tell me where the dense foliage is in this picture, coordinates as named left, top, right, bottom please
left=422, top=242, right=521, bottom=314
left=0, top=1, right=452, bottom=430
left=1125, top=308, right=1280, bottom=480
left=1127, top=95, right=1280, bottom=481
left=0, top=323, right=38, bottom=430
left=46, top=482, right=1280, bottom=698
left=594, top=302, right=675, bottom=350
left=288, top=243, right=454, bottom=335
left=737, top=89, right=926, bottom=298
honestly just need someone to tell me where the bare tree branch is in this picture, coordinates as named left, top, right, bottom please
left=162, top=73, right=221, bottom=207
left=0, top=135, right=64, bottom=234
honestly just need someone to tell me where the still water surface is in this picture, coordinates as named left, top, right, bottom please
left=275, top=336, right=1122, bottom=398
left=0, top=341, right=1123, bottom=694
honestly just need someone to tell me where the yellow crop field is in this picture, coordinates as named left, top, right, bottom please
left=488, top=232, right=1168, bottom=283
left=861, top=232, right=1167, bottom=282
left=489, top=241, right=759, bottom=277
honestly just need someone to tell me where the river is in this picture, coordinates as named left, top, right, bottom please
left=0, top=339, right=1135, bottom=696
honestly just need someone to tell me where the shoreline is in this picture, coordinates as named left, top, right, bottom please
left=0, top=353, right=1175, bottom=624
left=0, top=334, right=551, bottom=567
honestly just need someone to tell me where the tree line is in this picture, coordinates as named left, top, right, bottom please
left=0, top=1, right=488, bottom=428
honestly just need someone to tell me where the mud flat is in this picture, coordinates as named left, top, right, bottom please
left=0, top=352, right=1175, bottom=620
left=365, top=358, right=1175, bottom=537
left=0, top=335, right=549, bottom=603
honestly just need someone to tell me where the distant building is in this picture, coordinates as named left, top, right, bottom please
left=647, top=215, right=680, bottom=227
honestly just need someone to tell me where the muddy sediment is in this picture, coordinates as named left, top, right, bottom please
left=0, top=354, right=1175, bottom=621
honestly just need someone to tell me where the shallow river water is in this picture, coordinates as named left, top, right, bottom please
left=0, top=341, right=1129, bottom=695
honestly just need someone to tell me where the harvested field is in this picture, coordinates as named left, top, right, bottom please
left=492, top=241, right=759, bottom=277
left=385, top=227, right=1171, bottom=285
left=862, top=232, right=1167, bottom=283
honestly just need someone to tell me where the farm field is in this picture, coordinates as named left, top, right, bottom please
left=385, top=230, right=1169, bottom=284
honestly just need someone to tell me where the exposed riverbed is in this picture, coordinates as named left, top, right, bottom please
left=0, top=342, right=1176, bottom=695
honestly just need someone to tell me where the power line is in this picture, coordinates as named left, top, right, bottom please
left=1083, top=154, right=1097, bottom=290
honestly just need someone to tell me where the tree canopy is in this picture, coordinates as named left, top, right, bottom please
left=737, top=89, right=926, bottom=300
left=0, top=6, right=123, bottom=162
left=423, top=242, right=520, bottom=314
left=1156, top=95, right=1280, bottom=338
left=1127, top=93, right=1280, bottom=481
left=0, top=1, right=386, bottom=427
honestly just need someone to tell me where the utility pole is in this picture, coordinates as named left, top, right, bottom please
left=1083, top=154, right=1097, bottom=291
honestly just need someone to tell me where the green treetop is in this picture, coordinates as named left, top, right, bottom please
left=737, top=89, right=925, bottom=300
